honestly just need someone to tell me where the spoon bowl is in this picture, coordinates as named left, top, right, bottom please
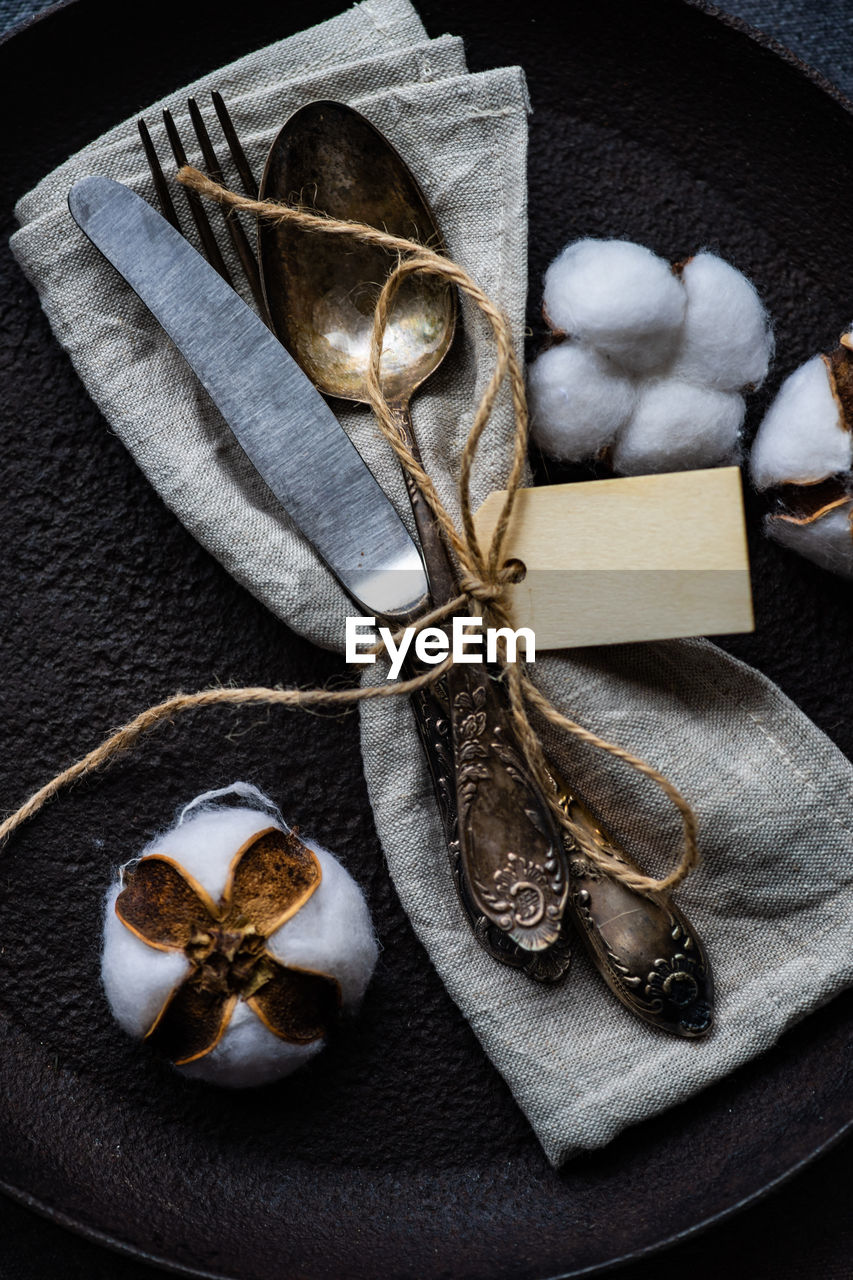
left=258, top=101, right=455, bottom=406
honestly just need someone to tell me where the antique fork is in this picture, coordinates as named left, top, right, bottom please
left=138, top=95, right=268, bottom=322
left=137, top=98, right=714, bottom=1032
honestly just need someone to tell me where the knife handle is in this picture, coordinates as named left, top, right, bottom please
left=389, top=403, right=569, bottom=957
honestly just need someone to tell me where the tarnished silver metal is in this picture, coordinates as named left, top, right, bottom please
left=67, top=176, right=428, bottom=624
left=128, top=98, right=713, bottom=1022
left=407, top=675, right=573, bottom=982
left=133, top=103, right=568, bottom=975
left=257, top=101, right=570, bottom=957
left=553, top=782, right=714, bottom=1037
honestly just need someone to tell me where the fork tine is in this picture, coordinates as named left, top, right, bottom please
left=187, top=97, right=269, bottom=321
left=187, top=97, right=227, bottom=183
left=138, top=118, right=182, bottom=234
left=211, top=91, right=259, bottom=197
left=162, top=107, right=234, bottom=286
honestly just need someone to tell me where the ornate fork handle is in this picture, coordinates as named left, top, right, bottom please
left=406, top=674, right=573, bottom=980
left=389, top=403, right=570, bottom=957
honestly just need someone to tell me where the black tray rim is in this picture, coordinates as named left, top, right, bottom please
left=1, top=0, right=851, bottom=1276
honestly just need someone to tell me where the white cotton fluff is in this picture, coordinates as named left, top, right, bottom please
left=542, top=239, right=686, bottom=373
left=750, top=355, right=853, bottom=490
left=101, top=783, right=378, bottom=1088
left=671, top=252, right=773, bottom=391
left=532, top=237, right=772, bottom=475
left=528, top=341, right=635, bottom=461
left=612, top=380, right=744, bottom=475
left=765, top=503, right=853, bottom=580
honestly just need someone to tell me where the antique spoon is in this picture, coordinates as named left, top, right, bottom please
left=256, top=100, right=570, bottom=975
left=254, top=100, right=713, bottom=1032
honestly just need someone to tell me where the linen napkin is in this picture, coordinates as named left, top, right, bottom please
left=11, top=0, right=853, bottom=1167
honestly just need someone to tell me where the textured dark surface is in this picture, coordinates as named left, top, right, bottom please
left=1, top=0, right=852, bottom=1277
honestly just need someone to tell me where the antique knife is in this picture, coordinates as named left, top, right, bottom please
left=67, top=175, right=427, bottom=624
left=67, top=175, right=569, bottom=969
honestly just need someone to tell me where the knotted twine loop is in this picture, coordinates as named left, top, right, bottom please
left=0, top=166, right=700, bottom=898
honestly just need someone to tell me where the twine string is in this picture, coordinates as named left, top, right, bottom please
left=0, top=166, right=699, bottom=896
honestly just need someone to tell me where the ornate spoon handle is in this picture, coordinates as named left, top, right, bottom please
left=389, top=403, right=569, bottom=957
left=552, top=781, right=714, bottom=1037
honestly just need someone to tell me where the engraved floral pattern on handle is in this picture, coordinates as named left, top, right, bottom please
left=408, top=673, right=572, bottom=981
left=560, top=795, right=714, bottom=1037
left=449, top=676, right=568, bottom=951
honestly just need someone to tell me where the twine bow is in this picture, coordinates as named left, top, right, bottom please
left=0, top=169, right=699, bottom=898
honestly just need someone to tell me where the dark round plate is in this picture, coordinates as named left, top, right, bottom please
left=1, top=1, right=851, bottom=1277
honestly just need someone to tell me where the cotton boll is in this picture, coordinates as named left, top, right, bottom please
left=542, top=239, right=686, bottom=373
left=765, top=502, right=853, bottom=579
left=750, top=355, right=853, bottom=490
left=671, top=252, right=773, bottom=391
left=751, top=339, right=853, bottom=579
left=612, top=379, right=744, bottom=475
left=528, top=341, right=636, bottom=461
left=531, top=238, right=772, bottom=474
left=101, top=786, right=378, bottom=1088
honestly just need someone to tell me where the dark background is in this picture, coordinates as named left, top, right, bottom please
left=1, top=1, right=851, bottom=1277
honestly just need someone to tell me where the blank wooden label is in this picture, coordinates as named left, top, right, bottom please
left=472, top=467, right=754, bottom=650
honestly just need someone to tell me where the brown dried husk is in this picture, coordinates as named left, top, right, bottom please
left=115, top=826, right=341, bottom=1065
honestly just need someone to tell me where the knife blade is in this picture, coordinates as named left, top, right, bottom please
left=67, top=175, right=428, bottom=622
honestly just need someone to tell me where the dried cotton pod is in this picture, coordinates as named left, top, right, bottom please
left=530, top=238, right=772, bottom=476
left=750, top=334, right=853, bottom=579
left=102, top=784, right=378, bottom=1086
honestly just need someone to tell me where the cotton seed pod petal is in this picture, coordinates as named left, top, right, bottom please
left=765, top=497, right=853, bottom=580
left=612, top=379, right=744, bottom=475
left=671, top=252, right=773, bottom=392
left=146, top=982, right=238, bottom=1067
left=528, top=341, right=635, bottom=461
left=116, top=854, right=218, bottom=952
left=542, top=239, right=686, bottom=373
left=247, top=960, right=341, bottom=1046
left=223, top=826, right=321, bottom=936
left=750, top=353, right=853, bottom=490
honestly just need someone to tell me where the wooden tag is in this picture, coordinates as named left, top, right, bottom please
left=473, top=467, right=753, bottom=650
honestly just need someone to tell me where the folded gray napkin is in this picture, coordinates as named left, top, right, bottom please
left=11, top=0, right=853, bottom=1167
